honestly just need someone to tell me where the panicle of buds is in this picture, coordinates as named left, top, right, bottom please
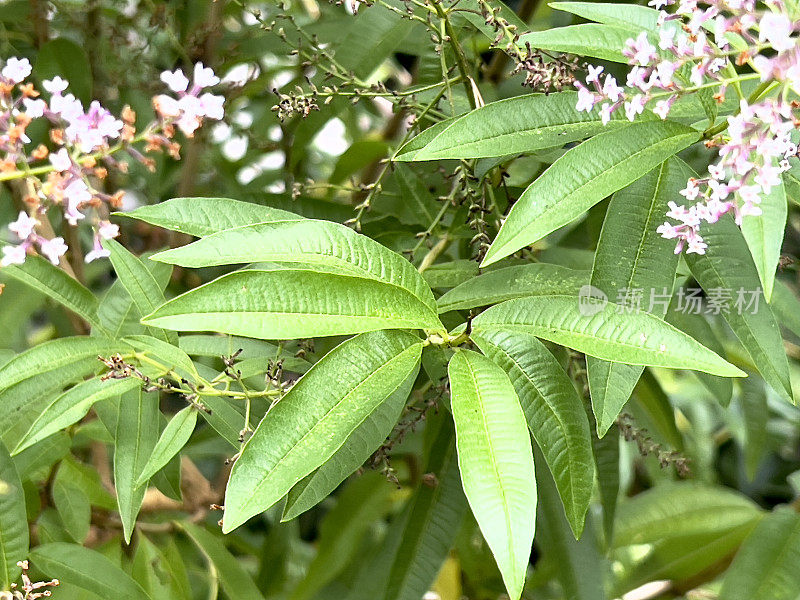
left=0, top=58, right=225, bottom=268
left=573, top=1, right=800, bottom=254
left=511, top=44, right=581, bottom=93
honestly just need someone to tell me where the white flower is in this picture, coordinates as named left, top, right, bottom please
left=2, top=57, right=31, bottom=84
left=50, top=148, right=72, bottom=172
left=39, top=237, right=68, bottom=265
left=22, top=98, right=46, bottom=118
left=43, top=76, right=69, bottom=94
left=160, top=68, right=189, bottom=93
left=8, top=211, right=38, bottom=240
left=759, top=12, right=794, bottom=52
left=193, top=62, right=220, bottom=88
left=1, top=244, right=27, bottom=266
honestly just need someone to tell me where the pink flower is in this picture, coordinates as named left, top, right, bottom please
left=8, top=211, right=38, bottom=240
left=599, top=102, right=614, bottom=125
left=680, top=179, right=700, bottom=201
left=653, top=96, right=675, bottom=119
left=1, top=243, right=27, bottom=266
left=2, top=57, right=31, bottom=84
left=84, top=236, right=110, bottom=263
left=63, top=180, right=91, bottom=225
left=759, top=12, right=794, bottom=52
left=97, top=221, right=119, bottom=239
left=39, top=237, right=67, bottom=265
left=22, top=98, right=46, bottom=118
left=655, top=60, right=677, bottom=86
left=602, top=75, right=624, bottom=102
left=586, top=65, right=604, bottom=84
left=624, top=94, right=646, bottom=121
left=50, top=148, right=72, bottom=172
left=575, top=86, right=597, bottom=112
left=628, top=32, right=657, bottom=66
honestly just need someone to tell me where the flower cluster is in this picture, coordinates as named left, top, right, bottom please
left=0, top=58, right=225, bottom=267
left=574, top=0, right=800, bottom=253
left=658, top=98, right=797, bottom=253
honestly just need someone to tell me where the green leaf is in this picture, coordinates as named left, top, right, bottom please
left=665, top=305, right=733, bottom=404
left=151, top=218, right=437, bottom=314
left=394, top=117, right=458, bottom=161
left=471, top=330, right=593, bottom=538
left=588, top=158, right=689, bottom=436
left=105, top=238, right=177, bottom=345
left=1, top=255, right=103, bottom=331
left=437, top=264, right=587, bottom=312
left=448, top=349, right=536, bottom=600
left=739, top=376, right=768, bottom=481
left=116, top=196, right=301, bottom=237
left=282, top=365, right=412, bottom=520
left=407, top=92, right=648, bottom=161
left=740, top=173, right=787, bottom=301
left=772, top=280, right=800, bottom=340
left=533, top=443, right=605, bottom=600
left=384, top=417, right=468, bottom=600
left=549, top=1, right=659, bottom=29
left=613, top=482, right=761, bottom=548
left=482, top=121, right=700, bottom=267
left=135, top=406, right=197, bottom=487
left=35, top=38, right=92, bottom=103
left=52, top=464, right=91, bottom=543
left=223, top=330, right=423, bottom=532
left=131, top=534, right=190, bottom=600
left=0, top=336, right=118, bottom=390
left=592, top=423, right=620, bottom=542
left=719, top=508, right=800, bottom=600
left=472, top=295, right=745, bottom=376
left=631, top=370, right=683, bottom=451
left=421, top=259, right=480, bottom=290
left=30, top=543, right=151, bottom=600
left=143, top=269, right=444, bottom=340
left=0, top=440, right=27, bottom=589
left=14, top=377, right=140, bottom=455
left=114, top=388, right=159, bottom=544
left=518, top=24, right=638, bottom=63
left=387, top=164, right=441, bottom=226
left=178, top=522, right=264, bottom=600
left=685, top=215, right=792, bottom=402
left=289, top=472, right=394, bottom=600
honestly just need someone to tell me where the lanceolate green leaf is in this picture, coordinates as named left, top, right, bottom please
left=178, top=522, right=264, bottom=600
left=117, top=196, right=302, bottom=237
left=135, top=406, right=197, bottom=487
left=437, top=264, right=587, bottom=312
left=407, top=92, right=648, bottom=161
left=151, top=218, right=437, bottom=314
left=550, top=1, right=660, bottom=29
left=719, top=508, right=800, bottom=600
left=1, top=255, right=103, bottom=331
left=472, top=295, right=744, bottom=376
left=223, top=330, right=422, bottom=532
left=384, top=418, right=468, bottom=600
left=588, top=158, right=689, bottom=436
left=471, top=330, right=593, bottom=538
left=482, top=121, right=700, bottom=267
left=448, top=349, right=536, bottom=600
left=105, top=238, right=177, bottom=345
left=685, top=215, right=792, bottom=402
left=30, top=543, right=151, bottom=600
left=143, top=269, right=444, bottom=340
left=394, top=116, right=458, bottom=161
left=613, top=482, right=761, bottom=548
left=740, top=173, right=787, bottom=301
left=114, top=388, right=159, bottom=544
left=0, top=440, right=27, bottom=589
left=518, top=24, right=639, bottom=63
left=282, top=366, right=413, bottom=520
left=14, top=377, right=140, bottom=455
left=534, top=444, right=605, bottom=600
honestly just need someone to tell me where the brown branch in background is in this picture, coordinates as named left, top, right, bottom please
left=29, top=0, right=49, bottom=48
